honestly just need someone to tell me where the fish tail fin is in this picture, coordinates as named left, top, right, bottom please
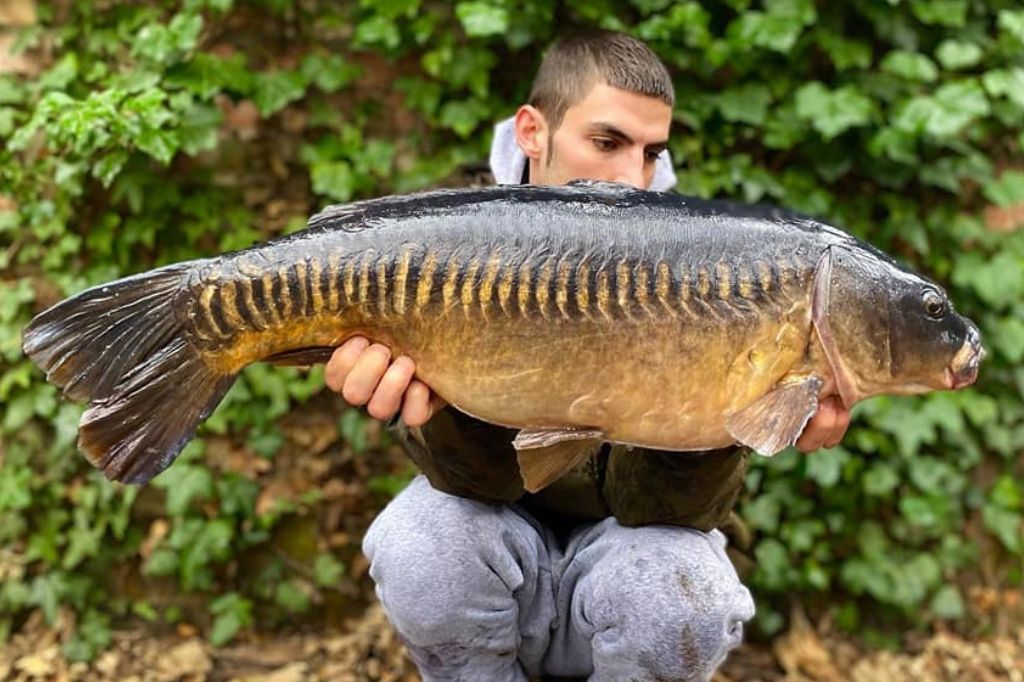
left=22, top=262, right=236, bottom=484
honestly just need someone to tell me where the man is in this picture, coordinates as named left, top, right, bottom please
left=326, top=31, right=851, bottom=681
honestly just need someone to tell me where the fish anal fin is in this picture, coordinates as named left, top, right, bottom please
left=513, top=427, right=604, bottom=493
left=265, top=346, right=337, bottom=366
left=726, top=376, right=824, bottom=456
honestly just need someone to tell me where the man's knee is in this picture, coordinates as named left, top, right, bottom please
left=565, top=521, right=755, bottom=681
left=363, top=476, right=552, bottom=648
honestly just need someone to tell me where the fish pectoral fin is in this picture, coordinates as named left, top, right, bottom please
left=264, top=346, right=337, bottom=367
left=726, top=376, right=824, bottom=456
left=513, top=427, right=604, bottom=493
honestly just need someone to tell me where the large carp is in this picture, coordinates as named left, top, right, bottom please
left=22, top=181, right=984, bottom=491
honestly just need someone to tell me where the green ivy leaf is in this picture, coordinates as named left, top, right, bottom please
left=911, top=0, right=968, bottom=27
left=313, top=553, right=346, bottom=586
left=795, top=82, right=874, bottom=139
left=930, top=584, right=965, bottom=619
left=881, top=50, right=939, bottom=82
left=252, top=70, right=308, bottom=117
left=167, top=53, right=253, bottom=98
left=716, top=84, right=772, bottom=125
left=998, top=9, right=1024, bottom=43
left=983, top=170, right=1024, bottom=206
left=982, top=68, right=1024, bottom=109
left=455, top=2, right=510, bottom=37
left=209, top=592, right=253, bottom=646
left=153, top=463, right=214, bottom=515
left=935, top=40, right=983, bottom=70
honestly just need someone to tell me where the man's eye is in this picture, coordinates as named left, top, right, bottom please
left=645, top=149, right=662, bottom=162
left=592, top=137, right=616, bottom=151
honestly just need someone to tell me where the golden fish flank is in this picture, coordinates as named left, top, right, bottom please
left=376, top=258, right=389, bottom=316
left=477, top=252, right=501, bottom=319
left=616, top=260, right=632, bottom=317
left=327, top=253, right=342, bottom=313
left=575, top=260, right=591, bottom=319
left=460, top=256, right=481, bottom=316
left=535, top=258, right=554, bottom=319
left=595, top=268, right=612, bottom=320
left=357, top=253, right=372, bottom=307
left=416, top=250, right=438, bottom=312
left=392, top=248, right=412, bottom=316
left=556, top=259, right=572, bottom=319
left=517, top=260, right=532, bottom=318
left=655, top=261, right=675, bottom=317
left=497, top=261, right=515, bottom=316
left=441, top=252, right=460, bottom=311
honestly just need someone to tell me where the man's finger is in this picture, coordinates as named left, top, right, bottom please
left=325, top=336, right=369, bottom=392
left=796, top=398, right=837, bottom=452
left=341, top=344, right=392, bottom=406
left=825, top=403, right=851, bottom=448
left=367, top=356, right=416, bottom=421
left=401, top=380, right=432, bottom=428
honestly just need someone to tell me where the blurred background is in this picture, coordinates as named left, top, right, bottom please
left=0, top=0, right=1022, bottom=680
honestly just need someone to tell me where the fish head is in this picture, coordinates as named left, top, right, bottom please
left=812, top=244, right=984, bottom=405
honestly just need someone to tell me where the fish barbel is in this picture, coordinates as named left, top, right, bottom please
left=22, top=181, right=985, bottom=490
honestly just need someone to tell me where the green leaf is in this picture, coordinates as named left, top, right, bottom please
left=881, top=50, right=939, bottom=82
left=716, top=84, right=772, bottom=125
left=983, top=170, right=1024, bottom=206
left=896, top=81, right=990, bottom=137
left=991, top=475, right=1022, bottom=511
left=982, top=504, right=1023, bottom=553
left=989, top=315, right=1024, bottom=363
left=910, top=0, right=968, bottom=27
left=153, top=464, right=214, bottom=515
left=300, top=53, right=362, bottom=93
left=930, top=584, right=964, bottom=619
left=252, top=71, right=308, bottom=117
left=935, top=40, right=982, bottom=70
left=795, top=82, right=874, bottom=139
left=455, top=2, right=509, bottom=37
left=982, top=68, right=1024, bottom=109
left=136, top=127, right=179, bottom=164
left=167, top=53, right=253, bottom=98
left=310, top=160, right=354, bottom=202
left=313, top=553, right=346, bottom=586
left=209, top=592, right=253, bottom=646
left=951, top=252, right=1023, bottom=308
left=998, top=9, right=1024, bottom=43
left=274, top=580, right=311, bottom=613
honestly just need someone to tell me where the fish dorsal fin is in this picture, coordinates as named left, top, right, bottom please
left=565, top=179, right=635, bottom=194
left=513, top=427, right=604, bottom=493
left=726, top=376, right=823, bottom=456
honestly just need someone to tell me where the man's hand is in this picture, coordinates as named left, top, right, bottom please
left=795, top=395, right=850, bottom=452
left=325, top=336, right=446, bottom=427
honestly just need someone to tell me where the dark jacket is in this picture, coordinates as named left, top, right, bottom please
left=393, top=407, right=749, bottom=532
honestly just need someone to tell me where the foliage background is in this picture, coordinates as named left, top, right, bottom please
left=1, top=0, right=1022, bottom=663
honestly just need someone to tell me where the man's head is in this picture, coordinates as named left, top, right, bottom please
left=515, top=30, right=674, bottom=189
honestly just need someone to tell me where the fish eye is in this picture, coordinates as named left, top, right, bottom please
left=922, top=289, right=946, bottom=319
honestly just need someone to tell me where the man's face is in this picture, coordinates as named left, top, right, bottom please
left=523, top=82, right=672, bottom=190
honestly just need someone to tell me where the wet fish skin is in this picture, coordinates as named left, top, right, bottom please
left=21, top=181, right=983, bottom=485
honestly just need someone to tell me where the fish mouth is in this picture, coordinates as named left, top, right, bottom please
left=945, top=325, right=985, bottom=390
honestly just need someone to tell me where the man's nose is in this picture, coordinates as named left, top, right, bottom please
left=611, top=155, right=648, bottom=189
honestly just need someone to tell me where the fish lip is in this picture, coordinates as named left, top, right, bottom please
left=946, top=335, right=985, bottom=390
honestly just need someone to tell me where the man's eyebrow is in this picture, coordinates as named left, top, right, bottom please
left=588, top=123, right=668, bottom=151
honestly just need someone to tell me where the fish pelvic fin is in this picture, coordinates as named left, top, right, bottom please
left=22, top=262, right=236, bottom=484
left=513, top=427, right=604, bottom=493
left=726, top=375, right=823, bottom=456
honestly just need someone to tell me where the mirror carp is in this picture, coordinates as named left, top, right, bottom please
left=22, top=181, right=985, bottom=491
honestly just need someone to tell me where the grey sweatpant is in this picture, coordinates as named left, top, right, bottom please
left=363, top=476, right=755, bottom=682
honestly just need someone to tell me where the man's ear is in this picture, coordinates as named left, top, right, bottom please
left=514, top=104, right=547, bottom=161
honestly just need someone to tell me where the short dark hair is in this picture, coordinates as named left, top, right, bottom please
left=527, top=30, right=675, bottom=131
